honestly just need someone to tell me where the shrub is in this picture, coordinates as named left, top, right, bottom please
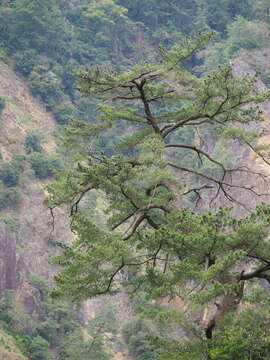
left=0, top=161, right=24, bottom=187
left=29, top=336, right=50, bottom=360
left=53, top=101, right=75, bottom=125
left=0, top=46, right=8, bottom=63
left=0, top=214, right=19, bottom=232
left=127, top=332, right=155, bottom=360
left=25, top=130, right=44, bottom=153
left=0, top=96, right=6, bottom=115
left=28, top=152, right=61, bottom=179
left=122, top=319, right=156, bottom=360
left=14, top=50, right=39, bottom=76
left=29, top=70, right=63, bottom=109
left=227, top=16, right=270, bottom=55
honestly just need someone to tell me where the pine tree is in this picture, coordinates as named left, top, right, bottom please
left=46, top=33, right=270, bottom=357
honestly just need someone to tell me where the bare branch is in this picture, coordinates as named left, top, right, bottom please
left=123, top=215, right=146, bottom=241
left=240, top=264, right=270, bottom=281
left=132, top=80, right=161, bottom=134
left=70, top=186, right=93, bottom=217
left=181, top=184, right=213, bottom=196
left=165, top=143, right=226, bottom=171
left=95, top=260, right=126, bottom=295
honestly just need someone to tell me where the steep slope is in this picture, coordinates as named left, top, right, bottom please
left=0, top=328, right=27, bottom=360
left=0, top=60, right=135, bottom=359
left=0, top=60, right=73, bottom=346
left=0, top=60, right=56, bottom=157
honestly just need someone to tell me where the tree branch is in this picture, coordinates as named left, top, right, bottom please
left=132, top=80, right=161, bottom=134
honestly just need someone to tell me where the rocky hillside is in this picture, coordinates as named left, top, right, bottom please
left=0, top=58, right=136, bottom=360
left=0, top=58, right=70, bottom=293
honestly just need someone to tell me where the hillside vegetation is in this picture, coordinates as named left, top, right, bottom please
left=1, top=1, right=270, bottom=360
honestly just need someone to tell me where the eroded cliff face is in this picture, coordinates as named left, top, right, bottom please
left=0, top=60, right=135, bottom=359
left=0, top=222, right=23, bottom=292
left=0, top=59, right=74, bottom=316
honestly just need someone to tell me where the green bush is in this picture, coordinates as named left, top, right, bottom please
left=53, top=101, right=75, bottom=125
left=29, top=336, right=50, bottom=360
left=14, top=50, right=39, bottom=76
left=0, top=96, right=6, bottom=115
left=25, top=130, right=44, bottom=153
left=60, top=332, right=109, bottom=360
left=29, top=70, right=63, bottom=110
left=0, top=214, right=19, bottom=232
left=28, top=274, right=48, bottom=300
left=0, top=160, right=24, bottom=187
left=0, top=46, right=8, bottom=63
left=122, top=319, right=156, bottom=360
left=226, top=16, right=270, bottom=55
left=28, top=152, right=61, bottom=179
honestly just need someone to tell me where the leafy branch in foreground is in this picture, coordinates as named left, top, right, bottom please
left=46, top=33, right=270, bottom=357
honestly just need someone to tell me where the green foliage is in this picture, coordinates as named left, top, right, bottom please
left=117, top=0, right=206, bottom=36
left=8, top=0, right=56, bottom=52
left=204, top=0, right=250, bottom=32
left=28, top=152, right=61, bottom=179
left=60, top=331, right=109, bottom=360
left=209, top=308, right=270, bottom=359
left=14, top=50, right=39, bottom=76
left=88, top=301, right=117, bottom=335
left=2, top=1, right=270, bottom=358
left=28, top=274, right=48, bottom=299
left=198, top=16, right=270, bottom=73
left=25, top=130, right=44, bottom=153
left=47, top=34, right=270, bottom=359
left=0, top=96, right=6, bottom=115
left=29, top=336, right=50, bottom=360
left=53, top=101, right=75, bottom=125
left=122, top=319, right=156, bottom=360
left=0, top=291, right=16, bottom=326
left=0, top=214, right=19, bottom=232
left=226, top=16, right=270, bottom=55
left=0, top=276, right=95, bottom=359
left=250, top=0, right=270, bottom=23
left=0, top=160, right=24, bottom=187
left=29, top=69, right=63, bottom=110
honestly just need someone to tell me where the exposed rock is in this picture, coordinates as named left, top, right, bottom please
left=0, top=222, right=25, bottom=291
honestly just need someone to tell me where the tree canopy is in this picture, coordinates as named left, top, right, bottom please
left=46, top=34, right=270, bottom=358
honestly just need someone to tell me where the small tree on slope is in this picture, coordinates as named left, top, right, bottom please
left=46, top=33, right=270, bottom=358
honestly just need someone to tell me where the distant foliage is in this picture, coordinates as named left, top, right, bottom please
left=204, top=0, right=249, bottom=32
left=226, top=16, right=270, bottom=54
left=29, top=69, right=63, bottom=110
left=14, top=50, right=39, bottom=76
left=1, top=0, right=268, bottom=132
left=122, top=319, right=156, bottom=360
left=60, top=332, right=109, bottom=360
left=0, top=279, right=112, bottom=360
left=0, top=96, right=5, bottom=115
left=197, top=16, right=270, bottom=73
left=28, top=153, right=60, bottom=179
left=53, top=102, right=75, bottom=124
left=0, top=160, right=24, bottom=187
left=25, top=130, right=44, bottom=153
left=29, top=336, right=50, bottom=360
left=0, top=214, right=19, bottom=232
